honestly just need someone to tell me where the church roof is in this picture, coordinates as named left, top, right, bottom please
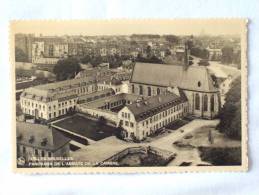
left=130, top=63, right=218, bottom=92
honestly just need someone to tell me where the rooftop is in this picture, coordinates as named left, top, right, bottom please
left=17, top=122, right=71, bottom=151
left=22, top=76, right=96, bottom=100
left=127, top=92, right=186, bottom=122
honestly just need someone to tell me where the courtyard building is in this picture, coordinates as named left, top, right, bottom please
left=118, top=92, right=188, bottom=140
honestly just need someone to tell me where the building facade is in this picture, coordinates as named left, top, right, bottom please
left=20, top=76, right=98, bottom=120
left=118, top=92, right=188, bottom=140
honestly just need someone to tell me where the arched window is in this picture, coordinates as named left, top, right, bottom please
left=195, top=93, right=200, bottom=110
left=132, top=84, right=135, bottom=93
left=203, top=94, right=208, bottom=111
left=147, top=87, right=151, bottom=96
left=211, top=95, right=215, bottom=112
left=139, top=85, right=143, bottom=95
left=157, top=88, right=160, bottom=95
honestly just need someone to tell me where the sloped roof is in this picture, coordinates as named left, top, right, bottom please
left=131, top=63, right=218, bottom=92
left=17, top=122, right=70, bottom=151
left=127, top=92, right=187, bottom=122
left=22, top=76, right=96, bottom=100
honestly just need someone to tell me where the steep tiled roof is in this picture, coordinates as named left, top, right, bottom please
left=131, top=63, right=219, bottom=92
left=17, top=122, right=70, bottom=151
left=127, top=92, right=187, bottom=122
left=78, top=88, right=115, bottom=103
left=21, top=76, right=96, bottom=101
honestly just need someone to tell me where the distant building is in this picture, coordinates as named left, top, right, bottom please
left=16, top=122, right=71, bottom=162
left=207, top=48, right=222, bottom=61
left=15, top=33, right=34, bottom=62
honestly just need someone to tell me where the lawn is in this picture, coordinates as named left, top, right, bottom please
left=53, top=114, right=118, bottom=141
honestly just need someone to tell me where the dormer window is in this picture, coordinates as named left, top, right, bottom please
left=29, top=135, right=35, bottom=144
left=41, top=138, right=48, bottom=146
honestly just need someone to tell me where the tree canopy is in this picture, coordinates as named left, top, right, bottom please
left=221, top=46, right=234, bottom=64
left=190, top=47, right=209, bottom=59
left=217, top=76, right=241, bottom=140
left=53, top=57, right=82, bottom=81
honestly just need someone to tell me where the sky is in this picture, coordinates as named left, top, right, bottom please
left=10, top=19, right=246, bottom=36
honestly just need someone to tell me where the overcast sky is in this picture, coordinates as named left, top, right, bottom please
left=11, top=19, right=246, bottom=36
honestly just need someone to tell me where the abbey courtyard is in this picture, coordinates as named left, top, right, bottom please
left=15, top=34, right=242, bottom=167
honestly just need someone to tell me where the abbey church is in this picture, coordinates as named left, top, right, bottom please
left=129, top=47, right=220, bottom=119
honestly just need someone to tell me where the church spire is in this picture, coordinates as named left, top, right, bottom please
left=183, top=41, right=190, bottom=70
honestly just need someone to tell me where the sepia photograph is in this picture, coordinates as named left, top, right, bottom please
left=11, top=20, right=247, bottom=173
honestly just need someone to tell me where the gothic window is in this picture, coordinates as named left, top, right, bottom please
left=157, top=88, right=160, bottom=95
left=139, top=85, right=143, bottom=95
left=147, top=86, right=151, bottom=96
left=132, top=84, right=135, bottom=93
left=195, top=93, right=200, bottom=110
left=211, top=95, right=215, bottom=112
left=203, top=94, right=208, bottom=111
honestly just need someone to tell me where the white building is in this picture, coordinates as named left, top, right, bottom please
left=20, top=76, right=98, bottom=120
left=118, top=92, right=188, bottom=140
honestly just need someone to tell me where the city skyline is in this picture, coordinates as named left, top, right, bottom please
left=11, top=20, right=245, bottom=36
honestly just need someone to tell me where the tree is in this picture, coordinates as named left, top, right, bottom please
left=107, top=54, right=123, bottom=69
left=190, top=47, right=209, bottom=59
left=53, top=57, right=82, bottom=81
left=198, top=59, right=210, bottom=66
left=80, top=55, right=91, bottom=64
left=146, top=45, right=152, bottom=58
left=90, top=55, right=103, bottom=67
left=217, top=76, right=241, bottom=140
left=135, top=54, right=164, bottom=64
left=221, top=46, right=234, bottom=64
left=15, top=47, right=28, bottom=62
left=164, top=35, right=179, bottom=45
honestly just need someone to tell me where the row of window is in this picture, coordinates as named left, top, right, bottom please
left=121, top=120, right=134, bottom=128
left=121, top=112, right=131, bottom=120
left=18, top=145, right=52, bottom=157
left=132, top=85, right=162, bottom=96
left=146, top=113, right=183, bottom=131
left=141, top=104, right=186, bottom=126
left=22, top=100, right=46, bottom=111
left=139, top=113, right=183, bottom=138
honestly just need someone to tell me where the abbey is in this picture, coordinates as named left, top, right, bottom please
left=130, top=62, right=220, bottom=119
